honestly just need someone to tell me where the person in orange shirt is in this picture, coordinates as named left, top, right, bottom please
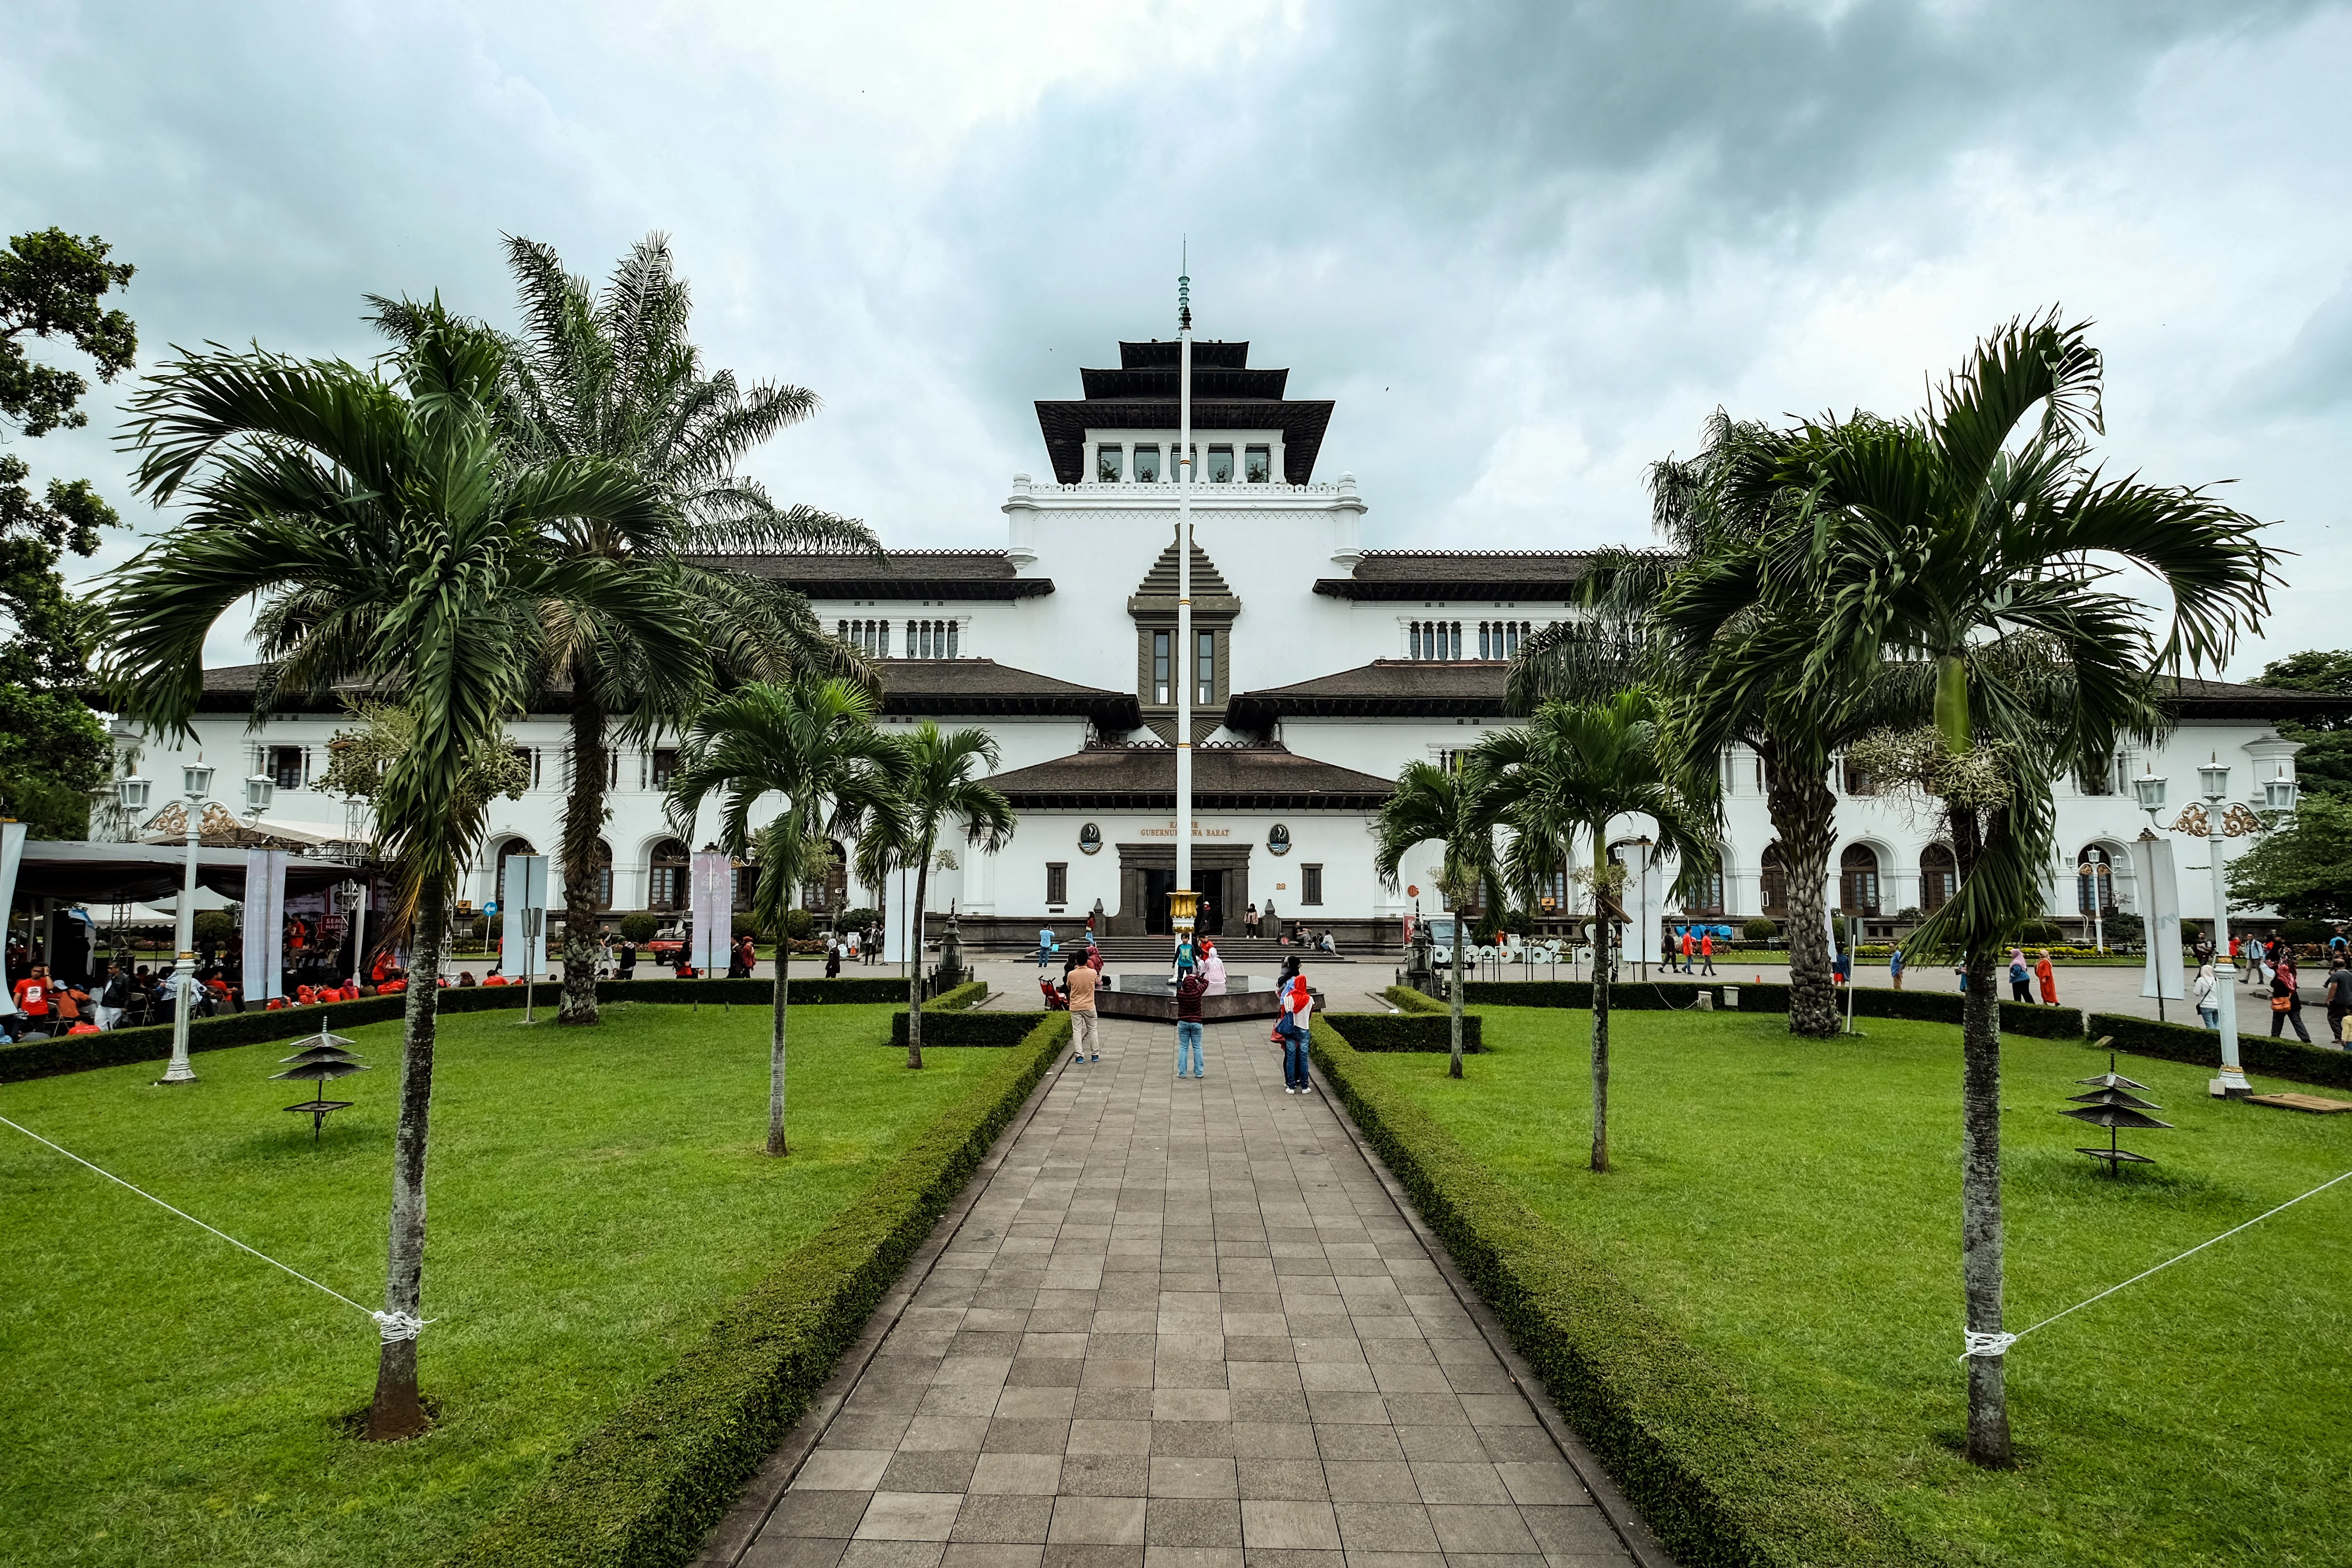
left=2035, top=950, right=2058, bottom=1005
left=13, top=965, right=55, bottom=1030
left=483, top=972, right=508, bottom=987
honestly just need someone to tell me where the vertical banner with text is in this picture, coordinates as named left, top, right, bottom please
left=2137, top=834, right=2187, bottom=1002
left=500, top=855, right=550, bottom=979
left=242, top=848, right=288, bottom=1000
left=690, top=852, right=732, bottom=974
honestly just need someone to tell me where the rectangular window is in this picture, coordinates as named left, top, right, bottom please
left=1244, top=444, right=1271, bottom=482
left=1197, top=630, right=1215, bottom=703
left=1302, top=864, right=1324, bottom=906
left=1133, top=444, right=1161, bottom=482
left=1152, top=630, right=1171, bottom=704
left=651, top=748, right=679, bottom=789
left=509, top=746, right=541, bottom=789
left=1046, top=863, right=1068, bottom=906
left=267, top=745, right=304, bottom=791
left=2078, top=758, right=2116, bottom=796
left=1841, top=759, right=1875, bottom=796
left=1206, top=445, right=1234, bottom=482
left=1096, top=444, right=1122, bottom=481
left=1409, top=622, right=1422, bottom=660
left=946, top=621, right=959, bottom=658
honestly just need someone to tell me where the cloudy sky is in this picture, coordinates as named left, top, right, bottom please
left=8, top=0, right=2351, bottom=673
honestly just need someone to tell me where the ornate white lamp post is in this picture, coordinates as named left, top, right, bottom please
left=2076, top=846, right=2107, bottom=953
left=160, top=758, right=213, bottom=1083
left=244, top=770, right=274, bottom=819
left=2163, top=756, right=2288, bottom=1098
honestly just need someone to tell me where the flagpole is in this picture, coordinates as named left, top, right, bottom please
left=1174, top=258, right=1195, bottom=955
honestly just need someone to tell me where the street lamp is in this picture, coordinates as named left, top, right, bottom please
left=2264, top=766, right=2299, bottom=812
left=2076, top=847, right=2107, bottom=954
left=2197, top=757, right=2250, bottom=1098
left=244, top=771, right=274, bottom=818
left=337, top=879, right=368, bottom=992
left=160, top=758, right=213, bottom=1084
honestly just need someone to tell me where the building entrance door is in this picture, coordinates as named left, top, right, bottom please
left=1141, top=869, right=1225, bottom=936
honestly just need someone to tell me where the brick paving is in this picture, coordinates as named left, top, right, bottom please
left=721, top=1014, right=1640, bottom=1568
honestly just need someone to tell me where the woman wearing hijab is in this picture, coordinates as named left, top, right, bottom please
left=2271, top=954, right=2312, bottom=1042
left=2035, top=950, right=2058, bottom=1006
left=2007, top=948, right=2032, bottom=1003
left=2193, top=960, right=2221, bottom=1029
left=1201, top=938, right=1227, bottom=995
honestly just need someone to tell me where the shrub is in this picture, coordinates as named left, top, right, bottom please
left=618, top=911, right=659, bottom=943
left=2087, top=1010, right=2352, bottom=1091
left=731, top=913, right=762, bottom=942
left=891, top=1009, right=1049, bottom=1048
left=783, top=908, right=816, bottom=941
left=1382, top=985, right=1449, bottom=1014
left=2018, top=918, right=2065, bottom=944
left=1325, top=1012, right=1484, bottom=1052
left=448, top=1011, right=1071, bottom=1568
left=191, top=910, right=236, bottom=945
left=1741, top=918, right=1779, bottom=942
left=2179, top=919, right=2205, bottom=942
left=2103, top=911, right=2146, bottom=944
left=833, top=906, right=881, bottom=932
left=2278, top=917, right=2329, bottom=945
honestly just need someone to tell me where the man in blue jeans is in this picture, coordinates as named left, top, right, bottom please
left=1176, top=969, right=1207, bottom=1078
left=1279, top=971, right=1313, bottom=1092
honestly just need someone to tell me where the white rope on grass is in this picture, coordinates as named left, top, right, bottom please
left=0, top=1112, right=432, bottom=1343
left=1958, top=1165, right=2352, bottom=1360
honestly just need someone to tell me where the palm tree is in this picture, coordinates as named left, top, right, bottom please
left=860, top=723, right=1015, bottom=1069
left=372, top=234, right=873, bottom=1028
left=1774, top=311, right=2273, bottom=1467
left=1478, top=691, right=1719, bottom=1172
left=1371, top=760, right=1503, bottom=1079
left=1514, top=415, right=1875, bottom=1038
left=665, top=678, right=894, bottom=1153
left=100, top=303, right=687, bottom=1441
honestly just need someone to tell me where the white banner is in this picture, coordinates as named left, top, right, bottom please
left=1621, top=851, right=1661, bottom=966
left=689, top=851, right=732, bottom=973
left=500, top=854, right=550, bottom=979
left=2137, top=834, right=2187, bottom=1001
left=242, top=848, right=288, bottom=1001
left=0, top=822, right=23, bottom=1012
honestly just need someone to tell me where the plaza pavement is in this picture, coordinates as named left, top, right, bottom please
left=696, top=1012, right=1660, bottom=1568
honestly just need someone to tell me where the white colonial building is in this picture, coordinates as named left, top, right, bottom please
left=129, top=333, right=2340, bottom=951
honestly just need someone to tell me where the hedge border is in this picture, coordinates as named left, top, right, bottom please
left=890, top=1009, right=1048, bottom=1048
left=445, top=1011, right=1073, bottom=1568
left=1308, top=1018, right=1949, bottom=1568
left=1453, top=978, right=2087, bottom=1037
left=0, top=976, right=928, bottom=1083
left=1324, top=1012, right=1484, bottom=1053
left=1382, top=985, right=1449, bottom=1015
left=2087, top=1010, right=2352, bottom=1092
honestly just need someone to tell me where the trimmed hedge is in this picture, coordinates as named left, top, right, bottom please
left=1309, top=1019, right=1949, bottom=1568
left=2087, top=1011, right=2352, bottom=1091
left=447, top=1011, right=1072, bottom=1568
left=1452, top=978, right=2088, bottom=1037
left=1325, top=1012, right=1484, bottom=1053
left=1382, top=986, right=1449, bottom=1015
left=0, top=975, right=937, bottom=1083
left=923, top=981, right=990, bottom=1014
left=890, top=1010, right=1051, bottom=1049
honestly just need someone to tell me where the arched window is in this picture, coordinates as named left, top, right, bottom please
left=1919, top=844, right=1957, bottom=913
left=587, top=838, right=613, bottom=911
left=803, top=838, right=848, bottom=912
left=1839, top=844, right=1881, bottom=916
left=1758, top=843, right=1787, bottom=915
left=493, top=837, right=536, bottom=903
left=648, top=838, right=690, bottom=913
left=2077, top=843, right=2117, bottom=914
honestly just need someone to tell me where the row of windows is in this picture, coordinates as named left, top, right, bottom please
left=1737, top=751, right=2132, bottom=801
left=1042, top=863, right=1325, bottom=906
left=837, top=619, right=961, bottom=659
left=1096, top=442, right=1274, bottom=484
left=1407, top=620, right=1534, bottom=662
left=1149, top=629, right=1217, bottom=705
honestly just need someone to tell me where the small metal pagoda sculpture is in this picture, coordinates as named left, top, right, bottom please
left=270, top=1022, right=368, bottom=1143
left=2063, top=1051, right=2172, bottom=1176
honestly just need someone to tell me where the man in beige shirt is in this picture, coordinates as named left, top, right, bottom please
left=1064, top=955, right=1100, bottom=1062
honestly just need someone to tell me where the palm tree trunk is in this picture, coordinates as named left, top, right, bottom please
left=769, top=933, right=791, bottom=1157
left=1951, top=803, right=2012, bottom=1466
left=558, top=679, right=606, bottom=1026
left=906, top=845, right=931, bottom=1070
left=1766, top=747, right=1840, bottom=1037
left=1447, top=891, right=1466, bottom=1079
left=1590, top=829, right=1613, bottom=1173
left=367, top=877, right=446, bottom=1441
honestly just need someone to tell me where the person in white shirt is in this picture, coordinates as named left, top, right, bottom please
left=1279, top=967, right=1313, bottom=1093
left=1201, top=939, right=1227, bottom=995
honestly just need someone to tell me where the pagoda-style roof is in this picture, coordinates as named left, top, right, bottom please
left=878, top=660, right=1139, bottom=729
left=696, top=550, right=1053, bottom=601
left=986, top=743, right=1395, bottom=811
left=1312, top=550, right=1601, bottom=602
left=1035, top=338, right=1334, bottom=485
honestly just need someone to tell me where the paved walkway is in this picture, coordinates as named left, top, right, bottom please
left=711, top=1015, right=1647, bottom=1568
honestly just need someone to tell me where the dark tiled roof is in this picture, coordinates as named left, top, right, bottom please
left=1313, top=550, right=1600, bottom=601
left=987, top=743, right=1395, bottom=810
left=2161, top=677, right=2352, bottom=719
left=879, top=660, right=1139, bottom=727
left=1131, top=532, right=1235, bottom=601
left=693, top=550, right=1053, bottom=601
left=1227, top=661, right=1509, bottom=729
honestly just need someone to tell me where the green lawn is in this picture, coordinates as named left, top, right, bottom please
left=1343, top=1007, right=2352, bottom=1568
left=0, top=1001, right=995, bottom=1568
